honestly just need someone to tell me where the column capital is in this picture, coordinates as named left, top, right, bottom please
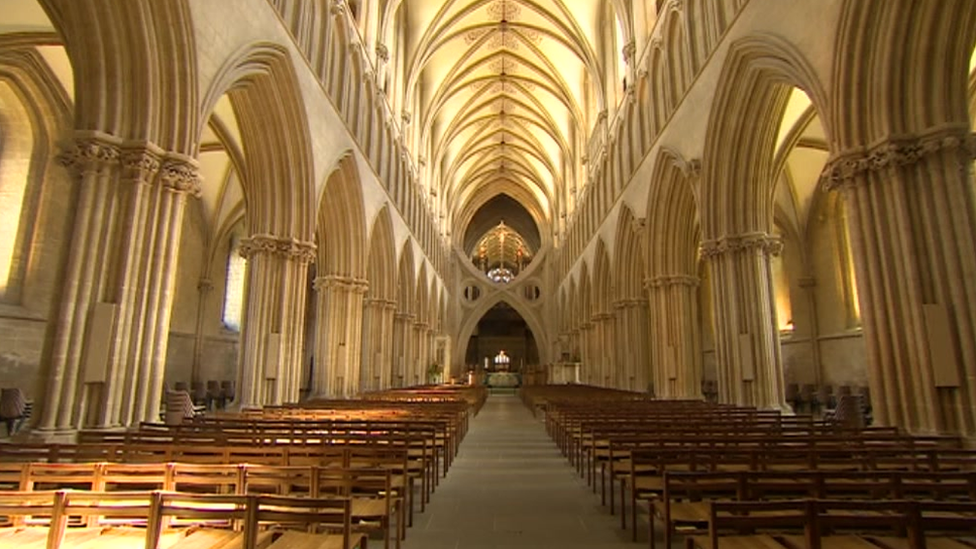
left=197, top=278, right=213, bottom=292
left=644, top=274, right=701, bottom=289
left=57, top=132, right=121, bottom=174
left=313, top=274, right=368, bottom=293
left=120, top=145, right=163, bottom=183
left=395, top=312, right=415, bottom=321
left=375, top=42, right=389, bottom=62
left=798, top=276, right=817, bottom=288
left=700, top=232, right=782, bottom=259
left=613, top=297, right=648, bottom=309
left=622, top=41, right=637, bottom=63
left=158, top=156, right=202, bottom=197
left=240, top=233, right=316, bottom=262
left=821, top=125, right=976, bottom=191
left=592, top=312, right=614, bottom=322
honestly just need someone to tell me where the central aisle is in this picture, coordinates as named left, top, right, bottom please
left=403, top=393, right=652, bottom=549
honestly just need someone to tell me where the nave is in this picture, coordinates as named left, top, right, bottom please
left=3, top=383, right=976, bottom=548
left=403, top=393, right=642, bottom=549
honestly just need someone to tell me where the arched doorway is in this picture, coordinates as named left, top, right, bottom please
left=464, top=301, right=539, bottom=384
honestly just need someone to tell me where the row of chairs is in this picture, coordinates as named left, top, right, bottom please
left=170, top=380, right=236, bottom=410
left=0, top=387, right=29, bottom=437
left=786, top=383, right=872, bottom=421
left=0, top=384, right=479, bottom=549
left=527, top=384, right=974, bottom=549
left=0, top=489, right=365, bottom=549
left=1, top=460, right=403, bottom=548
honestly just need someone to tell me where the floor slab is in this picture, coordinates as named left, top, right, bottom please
left=403, top=393, right=676, bottom=549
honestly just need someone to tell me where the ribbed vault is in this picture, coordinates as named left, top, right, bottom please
left=383, top=0, right=624, bottom=247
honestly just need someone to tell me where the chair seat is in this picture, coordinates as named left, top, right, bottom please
left=351, top=498, right=389, bottom=519
left=687, top=534, right=788, bottom=549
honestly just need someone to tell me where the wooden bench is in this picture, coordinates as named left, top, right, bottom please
left=0, top=490, right=366, bottom=549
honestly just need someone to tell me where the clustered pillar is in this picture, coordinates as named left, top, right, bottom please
left=392, top=311, right=414, bottom=387
left=646, top=276, right=702, bottom=399
left=39, top=134, right=200, bottom=434
left=311, top=275, right=368, bottom=398
left=614, top=298, right=650, bottom=391
left=236, top=235, right=314, bottom=408
left=593, top=312, right=615, bottom=387
left=822, top=127, right=976, bottom=434
left=701, top=234, right=787, bottom=409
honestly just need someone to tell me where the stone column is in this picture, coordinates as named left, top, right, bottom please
left=700, top=234, right=787, bottom=409
left=593, top=313, right=615, bottom=387
left=190, top=278, right=213, bottom=385
left=379, top=300, right=397, bottom=388
left=580, top=321, right=595, bottom=384
left=425, top=327, right=436, bottom=381
left=236, top=235, right=315, bottom=408
left=38, top=136, right=202, bottom=435
left=821, top=128, right=976, bottom=434
left=392, top=312, right=413, bottom=387
left=411, top=320, right=428, bottom=385
left=797, top=276, right=823, bottom=387
left=359, top=298, right=376, bottom=392
left=646, top=275, right=704, bottom=400
left=614, top=298, right=649, bottom=392
left=311, top=275, right=368, bottom=398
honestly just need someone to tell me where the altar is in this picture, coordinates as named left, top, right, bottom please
left=486, top=372, right=521, bottom=389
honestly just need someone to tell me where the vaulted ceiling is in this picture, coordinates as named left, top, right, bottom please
left=390, top=0, right=626, bottom=252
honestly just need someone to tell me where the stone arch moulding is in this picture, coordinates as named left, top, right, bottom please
left=317, top=151, right=368, bottom=279
left=452, top=294, right=551, bottom=372
left=197, top=41, right=316, bottom=240
left=700, top=33, right=831, bottom=238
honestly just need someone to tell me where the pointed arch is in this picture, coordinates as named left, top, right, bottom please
left=613, top=205, right=645, bottom=301
left=199, top=42, right=316, bottom=240
left=366, top=205, right=397, bottom=301
left=701, top=34, right=831, bottom=238
left=396, top=240, right=416, bottom=312
left=38, top=0, right=198, bottom=151
left=831, top=0, right=976, bottom=147
left=646, top=148, right=700, bottom=277
left=317, top=153, right=368, bottom=278
left=592, top=239, right=613, bottom=315
left=454, top=296, right=550, bottom=367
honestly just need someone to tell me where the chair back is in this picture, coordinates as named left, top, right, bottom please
left=0, top=388, right=26, bottom=419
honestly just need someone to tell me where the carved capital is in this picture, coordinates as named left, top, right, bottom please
left=644, top=274, right=701, bottom=289
left=313, top=274, right=369, bottom=294
left=700, top=232, right=782, bottom=259
left=798, top=276, right=817, bottom=288
left=375, top=43, right=389, bottom=63
left=57, top=135, right=121, bottom=174
left=613, top=297, right=648, bottom=309
left=159, top=157, right=202, bottom=196
left=120, top=146, right=162, bottom=183
left=631, top=217, right=646, bottom=235
left=197, top=278, right=214, bottom=292
left=401, top=110, right=412, bottom=126
left=821, top=126, right=976, bottom=191
left=239, top=234, right=316, bottom=262
left=622, top=41, right=637, bottom=62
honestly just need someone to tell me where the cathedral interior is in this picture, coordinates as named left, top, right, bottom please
left=0, top=0, right=975, bottom=441
left=3, top=1, right=976, bottom=548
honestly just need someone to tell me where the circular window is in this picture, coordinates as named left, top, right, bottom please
left=463, top=284, right=481, bottom=303
left=523, top=284, right=541, bottom=301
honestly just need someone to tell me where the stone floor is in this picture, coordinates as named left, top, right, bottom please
left=403, top=393, right=672, bottom=549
